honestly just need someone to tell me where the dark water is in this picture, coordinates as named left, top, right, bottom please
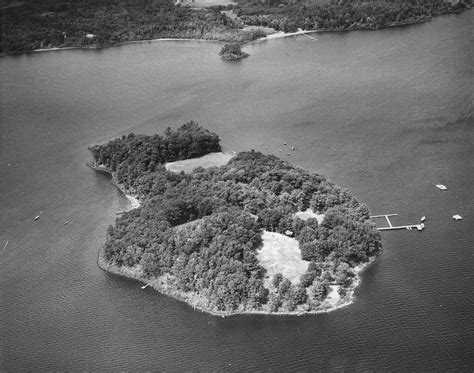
left=1, top=11, right=473, bottom=372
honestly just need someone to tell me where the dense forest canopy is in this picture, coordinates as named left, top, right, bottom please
left=90, top=123, right=382, bottom=314
left=234, top=0, right=472, bottom=33
left=2, top=0, right=471, bottom=54
left=1, top=0, right=261, bottom=53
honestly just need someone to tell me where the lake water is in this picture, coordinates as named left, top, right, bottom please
left=1, top=11, right=473, bottom=371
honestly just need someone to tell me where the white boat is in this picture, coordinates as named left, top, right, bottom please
left=421, top=216, right=426, bottom=222
left=141, top=284, right=149, bottom=289
left=452, top=215, right=462, bottom=220
left=436, top=184, right=447, bottom=191
left=34, top=215, right=40, bottom=220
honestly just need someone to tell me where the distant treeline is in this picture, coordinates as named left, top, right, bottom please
left=235, top=0, right=472, bottom=33
left=90, top=123, right=382, bottom=314
left=2, top=0, right=471, bottom=54
left=1, top=0, right=260, bottom=54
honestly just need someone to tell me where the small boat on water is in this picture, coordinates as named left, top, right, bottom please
left=34, top=215, right=40, bottom=220
left=436, top=184, right=447, bottom=191
left=141, top=284, right=149, bottom=289
left=421, top=216, right=426, bottom=222
left=452, top=215, right=462, bottom=220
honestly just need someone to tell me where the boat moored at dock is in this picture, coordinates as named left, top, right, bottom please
left=370, top=214, right=425, bottom=232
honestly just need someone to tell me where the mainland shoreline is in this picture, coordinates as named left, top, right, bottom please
left=2, top=8, right=470, bottom=57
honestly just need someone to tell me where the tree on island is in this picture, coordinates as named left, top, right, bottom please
left=219, top=43, right=249, bottom=60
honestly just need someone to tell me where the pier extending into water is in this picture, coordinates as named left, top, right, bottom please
left=370, top=214, right=424, bottom=231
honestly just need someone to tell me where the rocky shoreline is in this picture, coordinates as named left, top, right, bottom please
left=96, top=234, right=374, bottom=318
left=98, top=247, right=373, bottom=317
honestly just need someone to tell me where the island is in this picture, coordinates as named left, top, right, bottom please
left=89, top=122, right=382, bottom=316
left=219, top=43, right=249, bottom=60
left=2, top=0, right=471, bottom=55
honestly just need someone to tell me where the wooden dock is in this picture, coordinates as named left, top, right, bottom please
left=370, top=214, right=424, bottom=231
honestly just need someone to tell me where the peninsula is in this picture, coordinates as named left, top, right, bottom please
left=90, top=122, right=382, bottom=316
left=2, top=0, right=471, bottom=55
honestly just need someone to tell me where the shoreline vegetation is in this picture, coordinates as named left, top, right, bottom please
left=89, top=123, right=382, bottom=317
left=97, top=247, right=374, bottom=317
left=2, top=0, right=472, bottom=56
left=86, top=162, right=142, bottom=210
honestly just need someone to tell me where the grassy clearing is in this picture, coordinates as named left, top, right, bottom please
left=294, top=208, right=325, bottom=224
left=242, top=25, right=277, bottom=35
left=165, top=152, right=234, bottom=173
left=185, top=0, right=236, bottom=8
left=257, top=231, right=308, bottom=286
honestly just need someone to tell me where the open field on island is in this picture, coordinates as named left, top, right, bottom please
left=257, top=231, right=309, bottom=285
left=165, top=152, right=234, bottom=173
left=181, top=0, right=236, bottom=8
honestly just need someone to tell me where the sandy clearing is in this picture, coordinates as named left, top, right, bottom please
left=294, top=208, right=325, bottom=224
left=125, top=194, right=141, bottom=210
left=324, top=285, right=341, bottom=305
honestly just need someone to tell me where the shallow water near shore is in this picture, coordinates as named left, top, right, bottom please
left=1, top=11, right=473, bottom=371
